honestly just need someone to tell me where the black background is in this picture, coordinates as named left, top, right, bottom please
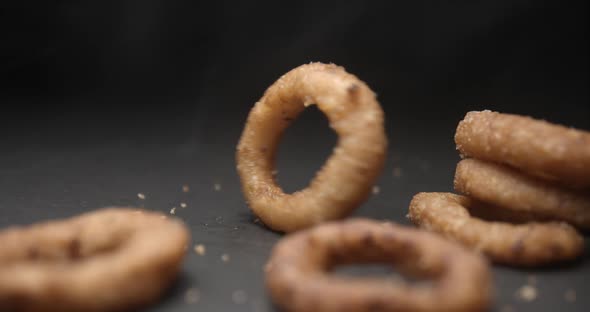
left=0, top=1, right=588, bottom=311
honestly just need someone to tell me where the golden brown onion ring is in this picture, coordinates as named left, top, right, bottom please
left=454, top=158, right=590, bottom=230
left=408, top=192, right=584, bottom=266
left=236, top=63, right=387, bottom=232
left=455, top=110, right=590, bottom=189
left=265, top=218, right=492, bottom=312
left=0, top=208, right=189, bottom=312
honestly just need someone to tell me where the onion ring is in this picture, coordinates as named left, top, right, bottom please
left=408, top=192, right=584, bottom=266
left=455, top=110, right=590, bottom=188
left=454, top=158, right=590, bottom=230
left=265, top=218, right=492, bottom=312
left=236, top=63, right=387, bottom=232
left=0, top=208, right=190, bottom=312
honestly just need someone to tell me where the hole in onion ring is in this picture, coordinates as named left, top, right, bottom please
left=276, top=105, right=337, bottom=193
left=333, top=263, right=394, bottom=277
left=333, top=264, right=433, bottom=286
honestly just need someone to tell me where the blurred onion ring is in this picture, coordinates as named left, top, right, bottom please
left=408, top=192, right=584, bottom=266
left=455, top=110, right=590, bottom=189
left=265, top=218, right=492, bottom=312
left=0, top=208, right=189, bottom=312
left=454, top=159, right=590, bottom=230
left=236, top=63, right=387, bottom=232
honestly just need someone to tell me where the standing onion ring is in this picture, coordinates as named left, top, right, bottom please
left=236, top=63, right=387, bottom=232
left=0, top=208, right=189, bottom=312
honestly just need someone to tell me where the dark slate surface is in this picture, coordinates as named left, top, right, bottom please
left=0, top=101, right=588, bottom=312
left=1, top=2, right=588, bottom=310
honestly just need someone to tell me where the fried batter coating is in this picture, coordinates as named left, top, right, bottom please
left=266, top=218, right=492, bottom=312
left=0, top=208, right=190, bottom=312
left=455, top=159, right=590, bottom=230
left=408, top=193, right=583, bottom=266
left=455, top=110, right=590, bottom=188
left=236, top=63, right=387, bottom=232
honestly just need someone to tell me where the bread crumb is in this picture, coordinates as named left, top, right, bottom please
left=516, top=285, right=537, bottom=302
left=253, top=218, right=260, bottom=224
left=221, top=253, right=230, bottom=262
left=194, top=244, right=206, bottom=256
left=564, top=289, right=576, bottom=302
left=182, top=185, right=190, bottom=192
left=184, top=288, right=200, bottom=304
left=214, top=183, right=222, bottom=191
left=180, top=202, right=187, bottom=208
left=372, top=185, right=380, bottom=195
left=137, top=193, right=146, bottom=200
left=170, top=207, right=177, bottom=214
left=393, top=167, right=402, bottom=177
left=231, top=290, right=248, bottom=304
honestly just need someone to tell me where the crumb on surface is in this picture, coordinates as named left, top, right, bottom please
left=182, top=185, right=190, bottom=192
left=170, top=207, right=177, bottom=215
left=564, top=289, right=576, bottom=302
left=137, top=193, right=146, bottom=200
left=184, top=288, right=200, bottom=304
left=393, top=167, right=402, bottom=177
left=214, top=183, right=222, bottom=191
left=231, top=290, right=248, bottom=304
left=516, top=285, right=537, bottom=302
left=194, top=244, right=206, bottom=256
left=180, top=202, right=187, bottom=208
left=221, top=253, right=230, bottom=262
left=372, top=185, right=380, bottom=195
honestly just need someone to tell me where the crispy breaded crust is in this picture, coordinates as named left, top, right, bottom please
left=455, top=110, right=590, bottom=188
left=454, top=159, right=590, bottom=230
left=0, top=208, right=189, bottom=312
left=236, top=63, right=387, bottom=232
left=408, top=193, right=583, bottom=266
left=265, top=218, right=492, bottom=312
